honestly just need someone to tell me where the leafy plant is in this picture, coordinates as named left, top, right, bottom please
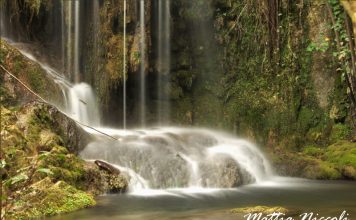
left=4, top=173, right=29, bottom=186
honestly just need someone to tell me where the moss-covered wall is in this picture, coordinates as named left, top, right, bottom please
left=169, top=0, right=354, bottom=152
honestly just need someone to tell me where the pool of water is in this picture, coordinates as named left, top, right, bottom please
left=48, top=177, right=356, bottom=220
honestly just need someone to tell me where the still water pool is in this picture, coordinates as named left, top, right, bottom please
left=48, top=177, right=356, bottom=220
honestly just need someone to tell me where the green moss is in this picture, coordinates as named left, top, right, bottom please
left=304, top=160, right=342, bottom=180
left=325, top=141, right=356, bottom=167
left=330, top=124, right=351, bottom=142
left=1, top=104, right=100, bottom=219
left=12, top=178, right=95, bottom=219
left=303, top=146, right=324, bottom=157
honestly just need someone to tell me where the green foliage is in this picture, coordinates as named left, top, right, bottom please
left=307, top=41, right=329, bottom=52
left=4, top=173, right=29, bottom=186
left=36, top=168, right=54, bottom=176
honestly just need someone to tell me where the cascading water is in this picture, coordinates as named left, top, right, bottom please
left=1, top=0, right=275, bottom=196
left=68, top=83, right=100, bottom=126
left=74, top=0, right=80, bottom=83
left=0, top=2, right=6, bottom=38
left=123, top=0, right=127, bottom=129
left=157, top=0, right=171, bottom=125
left=66, top=1, right=73, bottom=78
left=6, top=42, right=101, bottom=127
left=81, top=127, right=273, bottom=192
left=63, top=0, right=80, bottom=83
left=139, top=0, right=146, bottom=127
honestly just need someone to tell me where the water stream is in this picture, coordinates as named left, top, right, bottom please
left=123, top=0, right=127, bottom=129
left=140, top=0, right=146, bottom=127
left=81, top=127, right=273, bottom=191
left=157, top=0, right=171, bottom=125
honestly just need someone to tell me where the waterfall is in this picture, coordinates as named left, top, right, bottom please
left=140, top=0, right=146, bottom=127
left=1, top=1, right=276, bottom=196
left=81, top=127, right=274, bottom=192
left=74, top=0, right=80, bottom=83
left=93, top=0, right=100, bottom=70
left=67, top=83, right=100, bottom=126
left=123, top=0, right=127, bottom=129
left=0, top=1, right=6, bottom=38
left=7, top=42, right=101, bottom=127
left=61, top=1, right=65, bottom=72
left=157, top=0, right=171, bottom=125
left=64, top=0, right=80, bottom=83
left=66, top=1, right=73, bottom=79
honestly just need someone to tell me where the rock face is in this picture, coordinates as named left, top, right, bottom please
left=34, top=103, right=93, bottom=154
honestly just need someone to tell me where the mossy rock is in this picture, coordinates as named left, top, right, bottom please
left=1, top=102, right=104, bottom=219
left=325, top=141, right=356, bottom=166
left=11, top=178, right=96, bottom=219
left=303, top=146, right=324, bottom=157
left=303, top=160, right=342, bottom=180
left=324, top=141, right=356, bottom=179
left=231, top=206, right=298, bottom=216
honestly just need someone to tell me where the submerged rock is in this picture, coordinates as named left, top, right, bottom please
left=231, top=206, right=298, bottom=216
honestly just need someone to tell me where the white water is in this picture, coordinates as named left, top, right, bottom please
left=157, top=0, right=171, bottom=125
left=68, top=83, right=100, bottom=126
left=74, top=0, right=80, bottom=83
left=140, top=0, right=146, bottom=127
left=5, top=41, right=101, bottom=127
left=81, top=127, right=274, bottom=193
left=123, top=0, right=127, bottom=129
left=66, top=1, right=73, bottom=78
left=64, top=0, right=80, bottom=83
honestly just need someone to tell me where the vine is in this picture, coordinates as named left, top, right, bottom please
left=326, top=0, right=356, bottom=116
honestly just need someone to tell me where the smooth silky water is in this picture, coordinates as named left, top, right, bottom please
left=47, top=178, right=356, bottom=220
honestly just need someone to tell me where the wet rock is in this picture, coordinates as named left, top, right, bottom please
left=31, top=102, right=93, bottom=154
left=94, top=160, right=128, bottom=193
left=95, top=160, right=121, bottom=174
left=200, top=156, right=253, bottom=187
